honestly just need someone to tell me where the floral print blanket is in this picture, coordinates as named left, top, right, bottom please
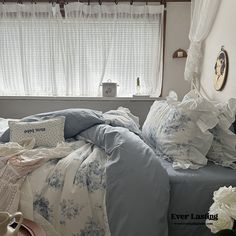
left=19, top=140, right=111, bottom=236
left=0, top=108, right=170, bottom=236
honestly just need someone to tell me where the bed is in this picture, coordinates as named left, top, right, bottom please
left=159, top=158, right=236, bottom=236
left=0, top=108, right=169, bottom=236
left=141, top=91, right=236, bottom=236
left=1, top=99, right=236, bottom=236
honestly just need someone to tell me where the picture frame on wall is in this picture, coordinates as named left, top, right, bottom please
left=213, top=46, right=229, bottom=91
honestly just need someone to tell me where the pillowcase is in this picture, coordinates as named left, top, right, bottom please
left=9, top=116, right=65, bottom=147
left=0, top=108, right=105, bottom=143
left=142, top=91, right=219, bottom=169
left=207, top=98, right=236, bottom=168
left=103, top=107, right=141, bottom=135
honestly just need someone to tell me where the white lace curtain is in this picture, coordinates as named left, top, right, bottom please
left=0, top=2, right=163, bottom=97
left=0, top=3, right=62, bottom=96
left=184, top=0, right=221, bottom=89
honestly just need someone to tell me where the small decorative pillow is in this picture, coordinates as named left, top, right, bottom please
left=207, top=98, right=236, bottom=168
left=9, top=116, right=65, bottom=147
left=142, top=91, right=219, bottom=169
left=103, top=107, right=141, bottom=135
left=0, top=108, right=105, bottom=143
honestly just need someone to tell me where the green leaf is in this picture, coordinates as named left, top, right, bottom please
left=216, top=229, right=236, bottom=236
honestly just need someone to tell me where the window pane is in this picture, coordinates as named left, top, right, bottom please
left=0, top=7, right=163, bottom=97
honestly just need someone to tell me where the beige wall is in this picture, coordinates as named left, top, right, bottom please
left=162, top=2, right=191, bottom=99
left=200, top=0, right=236, bottom=102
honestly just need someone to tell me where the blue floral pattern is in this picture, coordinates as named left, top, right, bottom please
left=79, top=217, right=105, bottom=236
left=60, top=199, right=83, bottom=225
left=46, top=169, right=64, bottom=190
left=142, top=99, right=213, bottom=169
left=161, top=108, right=191, bottom=135
left=33, top=194, right=53, bottom=220
left=73, top=160, right=106, bottom=193
left=27, top=142, right=110, bottom=236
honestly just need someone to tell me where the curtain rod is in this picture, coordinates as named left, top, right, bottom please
left=1, top=0, right=163, bottom=3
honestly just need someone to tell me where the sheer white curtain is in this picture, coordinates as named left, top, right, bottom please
left=0, top=2, right=163, bottom=97
left=63, top=2, right=164, bottom=97
left=184, top=0, right=221, bottom=89
left=0, top=3, right=62, bottom=96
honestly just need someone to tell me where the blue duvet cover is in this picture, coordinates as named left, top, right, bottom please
left=0, top=109, right=170, bottom=236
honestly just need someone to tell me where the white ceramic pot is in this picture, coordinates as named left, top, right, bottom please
left=101, top=80, right=118, bottom=97
left=0, top=212, right=23, bottom=236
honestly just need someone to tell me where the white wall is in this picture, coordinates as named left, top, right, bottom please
left=162, top=2, right=191, bottom=99
left=200, top=0, right=236, bottom=102
left=0, top=3, right=191, bottom=124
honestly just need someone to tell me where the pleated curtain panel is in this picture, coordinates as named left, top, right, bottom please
left=0, top=2, right=164, bottom=97
left=184, top=0, right=221, bottom=90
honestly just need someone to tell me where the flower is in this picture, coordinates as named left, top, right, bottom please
left=206, top=202, right=234, bottom=233
left=213, top=186, right=236, bottom=219
left=206, top=186, right=236, bottom=234
left=214, top=186, right=236, bottom=205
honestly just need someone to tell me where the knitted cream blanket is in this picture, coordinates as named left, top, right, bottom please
left=0, top=139, right=75, bottom=213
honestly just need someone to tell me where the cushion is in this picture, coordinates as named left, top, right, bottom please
left=0, top=108, right=105, bottom=143
left=103, top=107, right=141, bottom=135
left=142, top=91, right=219, bottom=169
left=207, top=98, right=236, bottom=168
left=9, top=116, right=65, bottom=147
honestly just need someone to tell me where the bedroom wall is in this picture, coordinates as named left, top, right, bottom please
left=162, top=2, right=191, bottom=99
left=200, top=0, right=236, bottom=101
left=0, top=2, right=191, bottom=125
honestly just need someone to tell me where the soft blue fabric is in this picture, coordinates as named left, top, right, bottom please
left=159, top=158, right=236, bottom=236
left=79, top=124, right=170, bottom=236
left=0, top=108, right=105, bottom=142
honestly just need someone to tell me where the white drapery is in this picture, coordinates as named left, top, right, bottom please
left=184, top=0, right=221, bottom=89
left=62, top=3, right=164, bottom=96
left=0, top=3, right=62, bottom=96
left=0, top=3, right=164, bottom=97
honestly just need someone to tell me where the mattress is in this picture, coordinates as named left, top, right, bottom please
left=158, top=158, right=236, bottom=236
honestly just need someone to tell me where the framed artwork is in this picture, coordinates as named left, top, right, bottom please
left=213, top=46, right=228, bottom=91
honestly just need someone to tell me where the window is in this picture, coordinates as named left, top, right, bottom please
left=0, top=3, right=164, bottom=97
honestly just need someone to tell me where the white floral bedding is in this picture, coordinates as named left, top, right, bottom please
left=19, top=140, right=111, bottom=236
left=1, top=109, right=170, bottom=236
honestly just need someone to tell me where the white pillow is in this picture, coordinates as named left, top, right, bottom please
left=103, top=107, right=141, bottom=135
left=207, top=98, right=236, bottom=168
left=142, top=91, right=219, bottom=169
left=9, top=116, right=65, bottom=147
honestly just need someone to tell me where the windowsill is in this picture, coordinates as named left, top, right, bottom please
left=0, top=96, right=160, bottom=101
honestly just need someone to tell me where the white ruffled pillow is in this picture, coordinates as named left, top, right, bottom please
left=142, top=91, right=219, bottom=169
left=9, top=116, right=65, bottom=147
left=207, top=98, right=236, bottom=168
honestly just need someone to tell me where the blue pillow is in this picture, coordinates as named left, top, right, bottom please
left=0, top=108, right=105, bottom=143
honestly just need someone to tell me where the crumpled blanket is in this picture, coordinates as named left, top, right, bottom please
left=0, top=138, right=75, bottom=213
left=0, top=108, right=169, bottom=236
left=19, top=139, right=110, bottom=236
